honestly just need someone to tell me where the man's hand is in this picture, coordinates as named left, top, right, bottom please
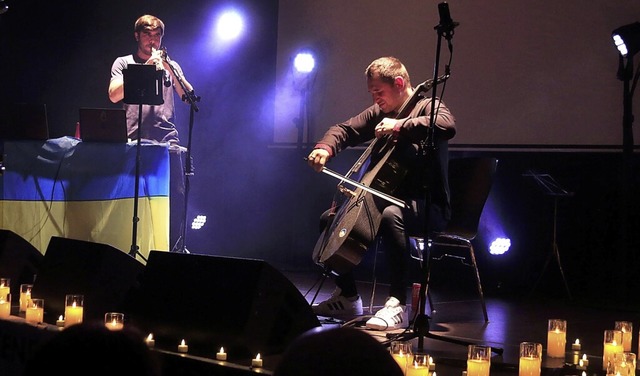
left=307, top=148, right=330, bottom=172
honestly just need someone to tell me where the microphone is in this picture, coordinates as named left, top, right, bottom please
left=163, top=70, right=171, bottom=87
left=436, top=2, right=459, bottom=37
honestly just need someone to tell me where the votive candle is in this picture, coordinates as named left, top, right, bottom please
left=145, top=333, right=155, bottom=348
left=252, top=353, right=263, bottom=367
left=178, top=339, right=188, bottom=353
left=0, top=294, right=10, bottom=318
left=216, top=347, right=227, bottom=360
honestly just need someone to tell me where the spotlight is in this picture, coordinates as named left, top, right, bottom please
left=0, top=0, right=8, bottom=15
left=191, top=215, right=207, bottom=230
left=612, top=22, right=640, bottom=58
left=293, top=52, right=315, bottom=74
left=489, top=237, right=511, bottom=255
left=216, top=9, right=244, bottom=41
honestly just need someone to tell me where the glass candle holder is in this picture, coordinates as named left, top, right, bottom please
left=104, top=312, right=124, bottom=331
left=406, top=352, right=429, bottom=376
left=64, top=294, right=84, bottom=327
left=519, top=342, right=542, bottom=376
left=25, top=298, right=44, bottom=324
left=547, top=319, right=567, bottom=358
left=0, top=278, right=10, bottom=300
left=19, top=284, right=33, bottom=313
left=603, top=329, right=624, bottom=371
left=389, top=341, right=413, bottom=374
left=615, top=321, right=633, bottom=352
left=0, top=293, right=10, bottom=318
left=613, top=351, right=636, bottom=376
left=467, top=344, right=491, bottom=376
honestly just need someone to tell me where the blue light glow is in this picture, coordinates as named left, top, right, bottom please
left=489, top=237, right=511, bottom=255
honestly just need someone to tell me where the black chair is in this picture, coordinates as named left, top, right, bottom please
left=413, top=156, right=498, bottom=323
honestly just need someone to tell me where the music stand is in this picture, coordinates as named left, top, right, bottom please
left=523, top=171, right=574, bottom=299
left=123, top=64, right=164, bottom=262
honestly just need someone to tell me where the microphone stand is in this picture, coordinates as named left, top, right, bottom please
left=163, top=49, right=201, bottom=254
left=387, top=2, right=503, bottom=357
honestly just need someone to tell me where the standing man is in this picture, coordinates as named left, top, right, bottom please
left=307, top=56, right=456, bottom=331
left=109, top=14, right=195, bottom=251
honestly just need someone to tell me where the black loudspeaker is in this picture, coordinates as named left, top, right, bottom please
left=32, top=236, right=144, bottom=324
left=0, top=230, right=43, bottom=298
left=124, top=251, right=320, bottom=358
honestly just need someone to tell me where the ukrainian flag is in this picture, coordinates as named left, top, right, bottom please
left=0, top=137, right=170, bottom=262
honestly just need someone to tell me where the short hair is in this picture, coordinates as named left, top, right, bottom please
left=134, top=15, right=165, bottom=35
left=365, top=56, right=411, bottom=87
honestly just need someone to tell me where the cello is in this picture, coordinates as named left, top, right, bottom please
left=312, top=74, right=449, bottom=275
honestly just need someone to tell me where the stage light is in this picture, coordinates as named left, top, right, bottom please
left=489, top=237, right=511, bottom=255
left=612, top=22, right=640, bottom=58
left=191, top=215, right=207, bottom=230
left=294, top=52, right=315, bottom=74
left=216, top=9, right=244, bottom=41
left=0, top=0, right=8, bottom=15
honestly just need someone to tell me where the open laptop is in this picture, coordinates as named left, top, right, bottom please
left=78, top=107, right=128, bottom=143
left=0, top=103, right=50, bottom=141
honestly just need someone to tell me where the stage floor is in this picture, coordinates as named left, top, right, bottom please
left=283, top=270, right=636, bottom=376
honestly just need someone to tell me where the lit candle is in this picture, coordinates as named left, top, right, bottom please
left=145, top=333, right=155, bottom=348
left=547, top=329, right=566, bottom=358
left=19, top=284, right=32, bottom=313
left=251, top=353, right=263, bottom=368
left=25, top=302, right=44, bottom=324
left=466, top=358, right=490, bottom=376
left=216, top=347, right=227, bottom=361
left=64, top=303, right=83, bottom=327
left=0, top=294, right=10, bottom=318
left=391, top=350, right=409, bottom=373
left=603, top=341, right=623, bottom=370
left=56, top=315, right=65, bottom=327
left=405, top=362, right=428, bottom=376
left=178, top=339, right=188, bottom=353
left=429, top=356, right=436, bottom=371
left=572, top=339, right=581, bottom=351
left=0, top=279, right=10, bottom=300
left=104, top=312, right=124, bottom=331
left=519, top=356, right=541, bottom=376
left=580, top=354, right=589, bottom=367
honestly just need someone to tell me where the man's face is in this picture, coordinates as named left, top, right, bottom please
left=135, top=28, right=163, bottom=56
left=367, top=76, right=402, bottom=114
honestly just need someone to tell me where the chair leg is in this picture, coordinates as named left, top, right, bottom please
left=468, top=243, right=489, bottom=322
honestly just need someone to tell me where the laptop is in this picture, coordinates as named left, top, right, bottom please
left=78, top=107, right=128, bottom=143
left=0, top=103, right=50, bottom=141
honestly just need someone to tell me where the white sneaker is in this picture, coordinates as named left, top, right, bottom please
left=366, top=297, right=407, bottom=331
left=312, top=288, right=363, bottom=319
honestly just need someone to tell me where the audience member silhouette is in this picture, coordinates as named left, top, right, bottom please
left=22, top=321, right=162, bottom=376
left=273, top=326, right=403, bottom=376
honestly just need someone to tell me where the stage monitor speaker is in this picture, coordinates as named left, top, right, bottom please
left=32, top=236, right=144, bottom=324
left=124, top=251, right=320, bottom=357
left=0, top=230, right=43, bottom=298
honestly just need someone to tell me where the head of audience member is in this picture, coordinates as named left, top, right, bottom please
left=22, top=321, right=162, bottom=376
left=272, top=326, right=403, bottom=376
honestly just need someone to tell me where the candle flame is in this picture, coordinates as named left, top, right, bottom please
left=582, top=354, right=587, bottom=360
left=72, top=301, right=77, bottom=308
left=429, top=356, right=434, bottom=365
left=147, top=333, right=154, bottom=341
left=181, top=339, right=186, bottom=346
left=255, top=353, right=261, bottom=360
left=574, top=338, right=580, bottom=345
left=579, top=359, right=584, bottom=366
left=58, top=315, right=63, bottom=320
left=219, top=347, right=225, bottom=353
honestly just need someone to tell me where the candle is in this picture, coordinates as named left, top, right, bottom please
left=391, top=351, right=409, bottom=373
left=603, top=342, right=623, bottom=370
left=615, top=321, right=633, bottom=352
left=178, top=339, right=188, bottom=353
left=580, top=354, right=589, bottom=367
left=145, top=333, right=155, bottom=348
left=104, top=312, right=124, bottom=331
left=216, top=347, right=227, bottom=361
left=56, top=315, right=65, bottom=327
left=429, top=356, right=436, bottom=371
left=405, top=362, right=429, bottom=376
left=251, top=353, right=263, bottom=368
left=547, top=329, right=566, bottom=358
left=572, top=339, right=581, bottom=351
left=0, top=294, right=10, bottom=318
left=519, top=356, right=541, bottom=376
left=19, top=284, right=32, bottom=313
left=64, top=304, right=83, bottom=327
left=0, top=278, right=10, bottom=300
left=466, top=359, right=490, bottom=376
left=25, top=298, right=44, bottom=324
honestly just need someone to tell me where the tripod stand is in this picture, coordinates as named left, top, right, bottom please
left=386, top=3, right=503, bottom=356
left=524, top=171, right=573, bottom=299
left=122, top=64, right=165, bottom=262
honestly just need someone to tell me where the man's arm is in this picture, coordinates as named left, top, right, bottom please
left=108, top=77, right=124, bottom=103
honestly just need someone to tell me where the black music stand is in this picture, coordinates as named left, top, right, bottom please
left=123, top=64, right=164, bottom=262
left=524, top=171, right=574, bottom=299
